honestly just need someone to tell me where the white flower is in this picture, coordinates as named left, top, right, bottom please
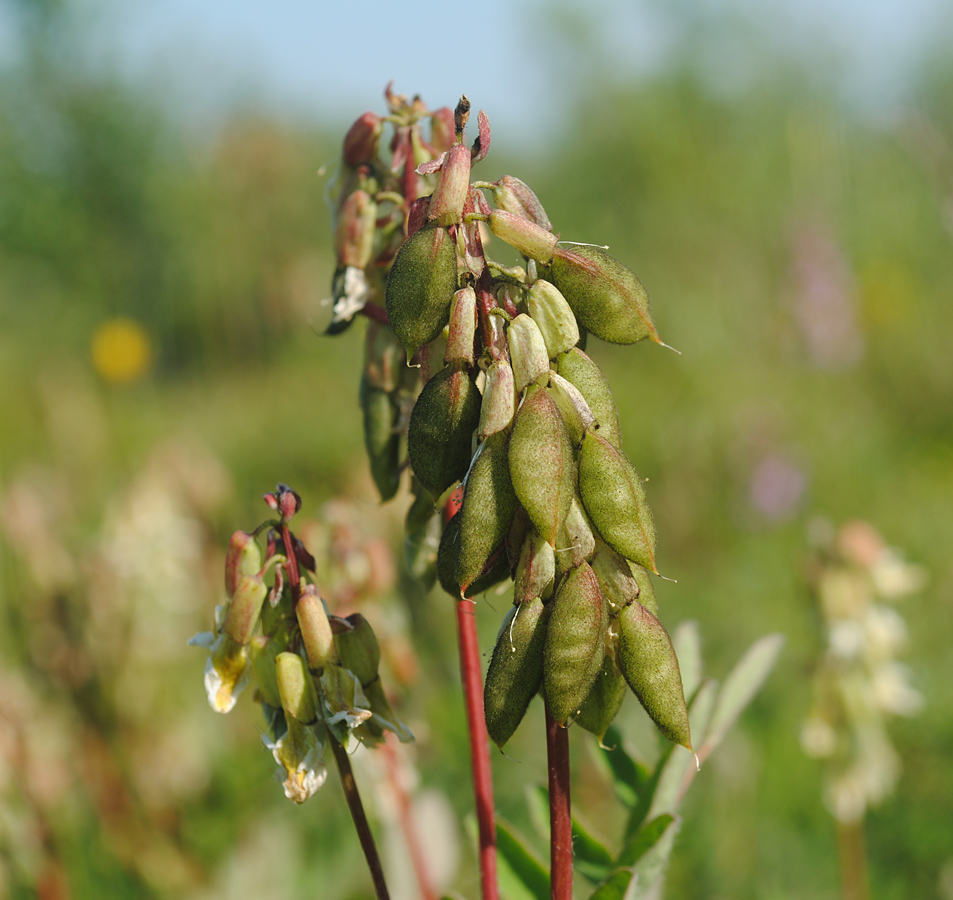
left=263, top=718, right=328, bottom=804
left=871, top=661, right=923, bottom=717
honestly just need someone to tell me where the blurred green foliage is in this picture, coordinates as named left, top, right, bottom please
left=1, top=2, right=952, bottom=899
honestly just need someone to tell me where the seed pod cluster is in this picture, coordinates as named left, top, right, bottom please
left=326, top=90, right=688, bottom=751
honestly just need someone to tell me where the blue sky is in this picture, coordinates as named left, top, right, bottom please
left=32, top=0, right=953, bottom=141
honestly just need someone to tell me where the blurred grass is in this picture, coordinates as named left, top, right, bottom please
left=2, top=5, right=952, bottom=900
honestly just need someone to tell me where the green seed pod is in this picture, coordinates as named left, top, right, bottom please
left=557, top=347, right=622, bottom=448
left=296, top=585, right=335, bottom=672
left=249, top=632, right=284, bottom=710
left=364, top=320, right=406, bottom=394
left=550, top=245, right=660, bottom=345
left=578, top=430, right=658, bottom=573
left=554, top=495, right=597, bottom=574
left=488, top=176, right=552, bottom=230
left=438, top=512, right=511, bottom=599
left=590, top=538, right=642, bottom=613
left=404, top=496, right=441, bottom=591
left=385, top=223, right=458, bottom=359
left=629, top=562, right=659, bottom=616
left=222, top=574, right=268, bottom=645
left=488, top=209, right=559, bottom=263
left=225, top=531, right=262, bottom=600
left=507, top=314, right=550, bottom=392
left=617, top=601, right=691, bottom=749
left=445, top=286, right=477, bottom=366
left=407, top=364, right=481, bottom=498
left=543, top=561, right=609, bottom=725
left=334, top=613, right=380, bottom=688
left=359, top=374, right=402, bottom=502
left=457, top=432, right=519, bottom=593
left=526, top=279, right=580, bottom=358
left=508, top=383, right=574, bottom=546
left=478, top=358, right=516, bottom=440
left=484, top=598, right=550, bottom=748
left=514, top=526, right=556, bottom=605
left=574, top=653, right=627, bottom=742
left=275, top=651, right=318, bottom=723
left=546, top=372, right=596, bottom=448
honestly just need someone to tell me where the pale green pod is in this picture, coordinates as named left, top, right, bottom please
left=549, top=245, right=660, bottom=345
left=508, top=383, right=574, bottom=546
left=488, top=209, right=558, bottom=263
left=526, top=279, right=580, bottom=358
left=514, top=527, right=556, bottom=605
left=574, top=653, right=627, bottom=742
left=457, top=432, right=519, bottom=592
left=359, top=374, right=402, bottom=502
left=629, top=562, right=659, bottom=616
left=484, top=598, right=549, bottom=749
left=222, top=574, right=268, bottom=645
left=507, top=314, right=550, bottom=392
left=578, top=429, right=658, bottom=573
left=617, top=601, right=691, bottom=749
left=590, top=538, right=642, bottom=613
left=276, top=651, right=318, bottom=723
left=479, top=358, right=516, bottom=440
left=445, top=286, right=477, bottom=366
left=557, top=347, right=622, bottom=448
left=385, top=223, right=458, bottom=359
left=542, top=561, right=609, bottom=725
left=224, top=531, right=262, bottom=600
left=554, top=495, right=597, bottom=574
left=296, top=585, right=335, bottom=672
left=407, top=364, right=481, bottom=498
left=546, top=372, right=596, bottom=448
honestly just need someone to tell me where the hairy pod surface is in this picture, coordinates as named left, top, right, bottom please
left=542, top=561, right=609, bottom=725
left=445, top=286, right=477, bottom=366
left=554, top=495, right=597, bottom=574
left=438, top=512, right=510, bottom=599
left=359, top=375, right=402, bottom=502
left=488, top=209, right=559, bottom=264
left=525, top=280, right=579, bottom=358
left=507, top=314, right=550, bottom=392
left=574, top=652, right=627, bottom=741
left=407, top=364, right=481, bottom=498
left=385, top=223, right=457, bottom=359
left=457, top=433, right=518, bottom=593
left=617, top=601, right=691, bottom=749
left=557, top=347, right=622, bottom=448
left=483, top=598, right=549, bottom=749
left=479, top=358, right=516, bottom=439
left=514, top=526, right=556, bottom=605
left=578, top=429, right=658, bottom=573
left=546, top=372, right=596, bottom=448
left=508, top=383, right=574, bottom=546
left=590, top=538, right=642, bottom=612
left=550, top=245, right=660, bottom=345
left=629, top=562, right=659, bottom=615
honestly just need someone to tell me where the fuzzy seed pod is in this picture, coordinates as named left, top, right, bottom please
left=557, top=347, right=622, bottom=448
left=490, top=176, right=552, bottom=231
left=457, top=432, right=519, bottom=593
left=575, top=652, right=627, bottom=742
left=478, top=358, right=516, bottom=440
left=629, top=562, right=659, bottom=615
left=437, top=512, right=511, bottom=599
left=275, top=651, right=318, bottom=723
left=550, top=245, right=660, bottom=345
left=526, top=280, right=580, bottom=358
left=590, top=538, right=642, bottom=613
left=514, top=526, right=556, bottom=605
left=222, top=574, right=268, bottom=645
left=296, top=585, right=335, bottom=672
left=334, top=189, right=377, bottom=270
left=546, top=372, right=596, bottom=448
left=445, top=287, right=478, bottom=366
left=428, top=142, right=471, bottom=227
left=507, top=314, right=550, bottom=392
left=508, top=384, right=575, bottom=546
left=407, top=364, right=481, bottom=498
left=578, top=430, right=658, bottom=573
left=542, top=561, right=609, bottom=725
left=385, top=223, right=458, bottom=359
left=488, top=209, right=559, bottom=264
left=484, top=598, right=550, bottom=748
left=225, top=531, right=262, bottom=600
left=554, top=495, right=597, bottom=574
left=617, top=602, right=691, bottom=749
left=342, top=112, right=382, bottom=166
left=359, top=375, right=402, bottom=502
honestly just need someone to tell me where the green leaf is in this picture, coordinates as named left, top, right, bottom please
left=671, top=620, right=702, bottom=699
left=701, top=633, right=784, bottom=755
left=572, top=813, right=615, bottom=883
left=629, top=816, right=681, bottom=899
left=495, top=818, right=550, bottom=900
left=599, top=725, right=649, bottom=808
left=589, top=868, right=637, bottom=900
left=618, top=813, right=675, bottom=867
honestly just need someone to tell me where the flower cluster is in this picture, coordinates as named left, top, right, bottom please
left=801, top=519, right=925, bottom=823
left=191, top=484, right=411, bottom=803
left=328, top=88, right=690, bottom=751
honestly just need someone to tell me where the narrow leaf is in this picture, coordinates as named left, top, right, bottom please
left=495, top=818, right=550, bottom=900
left=629, top=816, right=681, bottom=899
left=702, top=633, right=784, bottom=754
left=572, top=813, right=615, bottom=883
left=589, top=868, right=637, bottom=900
left=618, top=813, right=675, bottom=867
left=599, top=725, right=649, bottom=808
left=671, top=620, right=702, bottom=700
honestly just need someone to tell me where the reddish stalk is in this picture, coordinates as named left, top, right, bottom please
left=545, top=707, right=573, bottom=900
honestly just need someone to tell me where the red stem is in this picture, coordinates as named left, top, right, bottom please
left=545, top=707, right=573, bottom=900
left=456, top=598, right=499, bottom=900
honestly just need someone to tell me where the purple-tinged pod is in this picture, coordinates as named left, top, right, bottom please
left=578, top=429, right=658, bottom=573
left=526, top=279, right=579, bottom=358
left=549, top=245, right=660, bottom=345
left=457, top=432, right=518, bottom=593
left=575, top=652, right=627, bottom=742
left=484, top=598, right=550, bottom=749
left=222, top=574, right=268, bottom=645
left=508, top=383, right=574, bottom=547
left=488, top=210, right=559, bottom=264
left=556, top=347, right=622, bottom=448
left=617, top=601, right=691, bottom=749
left=407, top=364, right=481, bottom=498
left=428, top=142, right=472, bottom=227
left=334, top=189, right=377, bottom=270
left=479, top=358, right=516, bottom=440
left=542, top=561, right=609, bottom=725
left=342, top=112, right=382, bottom=166
left=359, top=374, right=402, bottom=502
left=489, top=176, right=552, bottom=231
left=514, top=526, right=556, bottom=605
left=590, top=538, right=642, bottom=613
left=507, top=314, right=550, bottom=392
left=385, top=223, right=458, bottom=359
left=296, top=585, right=335, bottom=673
left=445, top=286, right=477, bottom=366
left=225, top=531, right=262, bottom=600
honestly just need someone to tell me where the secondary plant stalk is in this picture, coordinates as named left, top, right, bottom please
left=546, top=707, right=573, bottom=900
